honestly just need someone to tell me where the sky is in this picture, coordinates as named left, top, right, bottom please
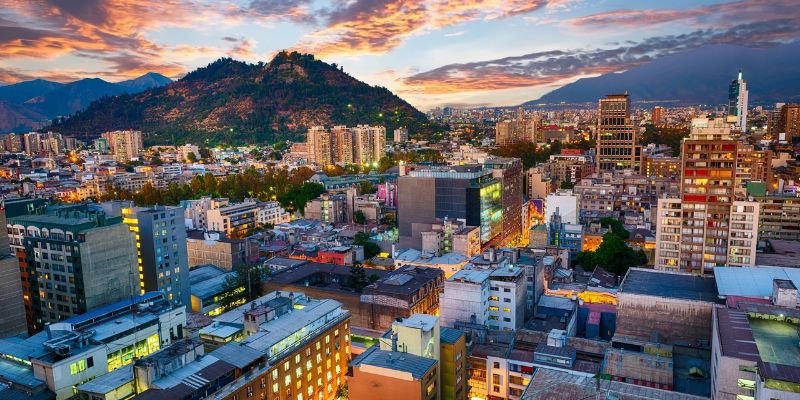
left=1, top=0, right=799, bottom=109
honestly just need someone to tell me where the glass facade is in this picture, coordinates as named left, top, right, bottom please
left=479, top=181, right=502, bottom=244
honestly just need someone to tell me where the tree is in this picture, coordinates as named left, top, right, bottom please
left=358, top=180, right=377, bottom=195
left=353, top=210, right=367, bottom=225
left=353, top=232, right=381, bottom=259
left=186, top=152, right=198, bottom=163
left=599, top=217, right=630, bottom=240
left=575, top=233, right=647, bottom=276
left=348, top=264, right=370, bottom=293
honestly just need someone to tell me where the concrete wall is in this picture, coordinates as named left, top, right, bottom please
left=262, top=281, right=411, bottom=331
left=81, top=224, right=140, bottom=311
left=0, top=255, right=27, bottom=336
left=616, top=292, right=713, bottom=347
left=349, top=367, right=425, bottom=400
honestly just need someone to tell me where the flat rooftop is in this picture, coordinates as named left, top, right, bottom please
left=715, top=266, right=800, bottom=299
left=750, top=318, right=800, bottom=367
left=352, top=347, right=436, bottom=379
left=716, top=306, right=760, bottom=362
left=523, top=368, right=709, bottom=400
left=448, top=268, right=491, bottom=284
left=620, top=268, right=718, bottom=303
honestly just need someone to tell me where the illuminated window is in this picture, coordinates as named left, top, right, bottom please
left=273, top=383, right=278, bottom=393
left=325, top=335, right=330, bottom=344
left=295, top=367, right=302, bottom=378
left=306, top=360, right=312, bottom=371
left=285, top=375, right=291, bottom=386
left=272, top=370, right=278, bottom=380
left=316, top=354, right=322, bottom=364
left=284, top=362, right=290, bottom=371
left=295, top=354, right=300, bottom=364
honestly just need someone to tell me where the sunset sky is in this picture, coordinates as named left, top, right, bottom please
left=1, top=0, right=799, bottom=109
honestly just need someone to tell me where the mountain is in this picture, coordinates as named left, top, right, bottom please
left=0, top=73, right=171, bottom=133
left=0, top=101, right=48, bottom=133
left=49, top=52, right=434, bottom=145
left=0, top=79, right=65, bottom=105
left=524, top=42, right=800, bottom=106
left=117, top=72, right=174, bottom=92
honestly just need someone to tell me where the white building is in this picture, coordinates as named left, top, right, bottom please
left=256, top=201, right=291, bottom=226
left=654, top=198, right=760, bottom=271
left=487, top=265, right=526, bottom=331
left=545, top=190, right=578, bottom=225
left=0, top=292, right=185, bottom=400
left=440, top=269, right=491, bottom=328
left=177, top=144, right=201, bottom=162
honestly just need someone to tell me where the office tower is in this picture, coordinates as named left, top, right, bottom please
left=122, top=205, right=190, bottom=307
left=727, top=70, right=748, bottom=132
left=394, top=126, right=409, bottom=143
left=654, top=118, right=760, bottom=274
left=102, top=130, right=143, bottom=162
left=596, top=93, right=641, bottom=172
left=484, top=157, right=523, bottom=246
left=8, top=205, right=139, bottom=332
left=651, top=106, right=665, bottom=125
left=398, top=165, right=502, bottom=247
left=779, top=103, right=800, bottom=141
left=0, top=208, right=27, bottom=337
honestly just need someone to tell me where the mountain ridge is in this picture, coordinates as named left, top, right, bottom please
left=0, top=73, right=172, bottom=133
left=523, top=42, right=800, bottom=106
left=48, top=52, right=434, bottom=145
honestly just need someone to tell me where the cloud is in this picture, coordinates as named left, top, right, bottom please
left=298, top=0, right=552, bottom=57
left=444, top=31, right=465, bottom=37
left=568, top=0, right=799, bottom=30
left=237, top=0, right=316, bottom=23
left=403, top=0, right=800, bottom=95
left=224, top=37, right=259, bottom=60
left=402, top=18, right=800, bottom=95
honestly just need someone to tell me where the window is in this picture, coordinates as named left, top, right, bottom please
left=503, top=298, right=511, bottom=303
left=503, top=288, right=511, bottom=292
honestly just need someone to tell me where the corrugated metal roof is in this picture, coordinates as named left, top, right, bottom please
left=715, top=266, right=800, bottom=299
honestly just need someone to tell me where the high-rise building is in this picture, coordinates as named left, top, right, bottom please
left=8, top=205, right=140, bottom=332
left=332, top=125, right=354, bottom=164
left=4, top=132, right=23, bottom=152
left=306, top=125, right=385, bottom=166
left=122, top=205, right=190, bottom=307
left=102, top=130, right=143, bottom=162
left=352, top=124, right=386, bottom=166
left=484, top=157, right=523, bottom=247
left=0, top=208, right=26, bottom=337
left=394, top=126, right=409, bottom=143
left=654, top=118, right=760, bottom=274
left=494, top=108, right=537, bottom=146
left=779, top=103, right=800, bottom=141
left=398, top=165, right=503, bottom=247
left=307, top=125, right=334, bottom=165
left=651, top=106, right=665, bottom=125
left=727, top=70, right=749, bottom=132
left=596, top=93, right=641, bottom=172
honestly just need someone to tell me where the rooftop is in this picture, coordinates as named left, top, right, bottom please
left=77, top=365, right=133, bottom=394
left=522, top=368, right=709, bottom=400
left=447, top=268, right=491, bottom=284
left=715, top=266, right=800, bottom=299
left=352, top=347, right=436, bottom=379
left=190, top=268, right=237, bottom=300
left=394, top=248, right=469, bottom=266
left=620, top=268, right=718, bottom=303
left=440, top=327, right=464, bottom=345
left=363, top=266, right=442, bottom=297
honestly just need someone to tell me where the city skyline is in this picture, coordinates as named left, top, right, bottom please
left=2, top=0, right=800, bottom=109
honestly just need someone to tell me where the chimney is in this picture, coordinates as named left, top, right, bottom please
left=391, top=332, right=398, bottom=352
